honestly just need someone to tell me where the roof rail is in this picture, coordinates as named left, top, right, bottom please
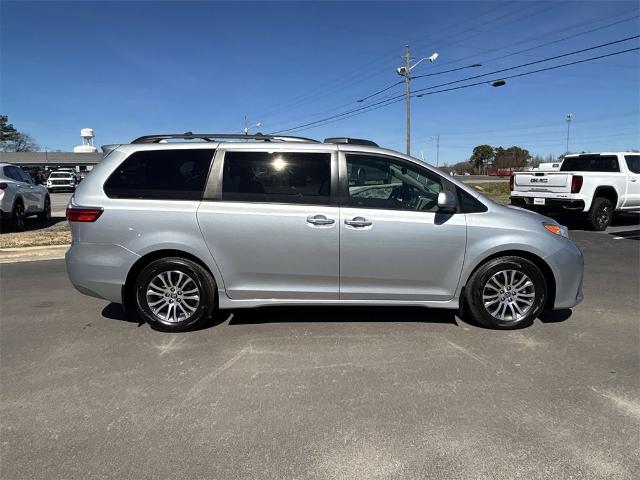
left=324, top=137, right=379, bottom=147
left=130, top=132, right=320, bottom=144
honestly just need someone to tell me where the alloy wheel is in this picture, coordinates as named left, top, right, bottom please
left=482, top=270, right=535, bottom=322
left=145, top=270, right=200, bottom=325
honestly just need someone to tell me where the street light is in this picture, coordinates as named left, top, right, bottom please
left=397, top=46, right=439, bottom=156
left=429, top=135, right=440, bottom=167
left=243, top=115, right=262, bottom=135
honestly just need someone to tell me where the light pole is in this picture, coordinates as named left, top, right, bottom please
left=430, top=135, right=440, bottom=167
left=565, top=113, right=573, bottom=154
left=396, top=46, right=439, bottom=156
left=243, top=115, right=262, bottom=135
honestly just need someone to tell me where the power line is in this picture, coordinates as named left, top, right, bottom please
left=411, top=34, right=640, bottom=95
left=271, top=41, right=640, bottom=134
left=350, top=12, right=639, bottom=109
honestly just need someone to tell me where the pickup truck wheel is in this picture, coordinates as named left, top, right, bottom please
left=465, top=256, right=547, bottom=329
left=37, top=196, right=51, bottom=220
left=134, top=257, right=217, bottom=332
left=586, top=197, right=613, bottom=231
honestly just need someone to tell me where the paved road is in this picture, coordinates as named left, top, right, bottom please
left=1, top=229, right=638, bottom=479
left=50, top=192, right=73, bottom=216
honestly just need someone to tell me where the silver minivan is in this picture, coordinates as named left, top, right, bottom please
left=66, top=133, right=584, bottom=332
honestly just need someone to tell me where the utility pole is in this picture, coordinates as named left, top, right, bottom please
left=565, top=113, right=573, bottom=154
left=430, top=135, right=440, bottom=167
left=403, top=45, right=412, bottom=156
left=243, top=115, right=249, bottom=135
left=396, top=46, right=439, bottom=156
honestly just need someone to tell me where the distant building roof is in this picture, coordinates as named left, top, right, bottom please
left=0, top=151, right=101, bottom=166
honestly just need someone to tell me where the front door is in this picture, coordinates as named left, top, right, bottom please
left=623, top=154, right=640, bottom=208
left=197, top=149, right=340, bottom=300
left=339, top=153, right=467, bottom=301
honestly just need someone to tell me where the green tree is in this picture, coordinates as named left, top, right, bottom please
left=494, top=146, right=531, bottom=169
left=0, top=115, right=18, bottom=143
left=469, top=144, right=494, bottom=174
left=0, top=115, right=39, bottom=152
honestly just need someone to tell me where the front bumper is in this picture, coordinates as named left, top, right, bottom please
left=544, top=239, right=584, bottom=309
left=66, top=242, right=140, bottom=304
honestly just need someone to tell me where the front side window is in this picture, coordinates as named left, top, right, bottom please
left=624, top=155, right=640, bottom=174
left=221, top=151, right=331, bottom=205
left=345, top=154, right=442, bottom=211
left=104, top=149, right=214, bottom=200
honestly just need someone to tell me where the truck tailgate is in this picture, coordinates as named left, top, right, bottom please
left=513, top=172, right=571, bottom=193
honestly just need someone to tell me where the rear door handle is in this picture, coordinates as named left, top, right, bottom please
left=345, top=216, right=372, bottom=227
left=307, top=214, right=335, bottom=226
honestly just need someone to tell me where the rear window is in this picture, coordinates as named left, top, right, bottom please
left=625, top=155, right=640, bottom=174
left=104, top=149, right=214, bottom=200
left=560, top=155, right=619, bottom=172
left=221, top=151, right=331, bottom=205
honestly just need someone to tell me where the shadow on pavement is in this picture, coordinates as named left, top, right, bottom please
left=3, top=215, right=67, bottom=233
left=608, top=229, right=640, bottom=240
left=539, top=309, right=572, bottom=324
left=228, top=305, right=459, bottom=326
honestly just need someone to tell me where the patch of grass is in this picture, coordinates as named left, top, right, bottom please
left=470, top=182, right=511, bottom=205
left=0, top=218, right=71, bottom=248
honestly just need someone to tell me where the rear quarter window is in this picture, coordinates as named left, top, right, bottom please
left=104, top=149, right=214, bottom=200
left=624, top=155, right=640, bottom=174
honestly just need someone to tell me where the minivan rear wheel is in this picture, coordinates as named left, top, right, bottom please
left=134, top=257, right=217, bottom=332
left=465, top=256, right=547, bottom=329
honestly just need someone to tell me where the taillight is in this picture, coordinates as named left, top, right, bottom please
left=0, top=182, right=7, bottom=190
left=66, top=206, right=103, bottom=222
left=571, top=175, right=583, bottom=193
left=509, top=174, right=515, bottom=191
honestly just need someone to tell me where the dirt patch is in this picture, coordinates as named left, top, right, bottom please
left=0, top=217, right=71, bottom=248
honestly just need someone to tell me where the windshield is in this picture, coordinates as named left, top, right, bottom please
left=560, top=155, right=619, bottom=172
left=49, top=173, right=73, bottom=178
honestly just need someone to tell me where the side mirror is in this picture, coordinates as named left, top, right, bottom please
left=437, top=191, right=457, bottom=212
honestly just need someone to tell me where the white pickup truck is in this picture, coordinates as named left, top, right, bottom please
left=510, top=152, right=640, bottom=230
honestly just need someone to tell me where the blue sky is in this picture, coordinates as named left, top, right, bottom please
left=2, top=0, right=639, bottom=165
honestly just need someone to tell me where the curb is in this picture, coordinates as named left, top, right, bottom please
left=0, top=244, right=70, bottom=264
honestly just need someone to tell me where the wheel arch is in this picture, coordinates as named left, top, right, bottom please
left=593, top=186, right=618, bottom=209
left=462, top=249, right=556, bottom=311
left=122, top=249, right=218, bottom=313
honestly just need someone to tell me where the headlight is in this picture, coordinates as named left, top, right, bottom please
left=543, top=222, right=569, bottom=238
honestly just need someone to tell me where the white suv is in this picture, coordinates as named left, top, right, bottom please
left=0, top=163, right=51, bottom=231
left=46, top=170, right=77, bottom=192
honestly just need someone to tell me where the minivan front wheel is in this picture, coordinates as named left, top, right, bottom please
left=134, top=257, right=217, bottom=332
left=465, top=256, right=547, bottom=329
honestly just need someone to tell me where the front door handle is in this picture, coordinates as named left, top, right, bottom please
left=307, top=214, right=335, bottom=226
left=345, top=216, right=372, bottom=227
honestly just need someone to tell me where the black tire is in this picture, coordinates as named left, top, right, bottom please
left=37, top=195, right=51, bottom=221
left=586, top=197, right=613, bottom=231
left=9, top=199, right=26, bottom=231
left=465, top=256, right=547, bottom=329
left=134, top=257, right=217, bottom=332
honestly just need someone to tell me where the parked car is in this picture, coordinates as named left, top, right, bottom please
left=0, top=163, right=51, bottom=231
left=66, top=133, right=584, bottom=332
left=46, top=170, right=77, bottom=192
left=510, top=152, right=640, bottom=230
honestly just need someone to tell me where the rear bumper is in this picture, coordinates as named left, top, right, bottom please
left=65, top=242, right=140, bottom=304
left=510, top=196, right=585, bottom=213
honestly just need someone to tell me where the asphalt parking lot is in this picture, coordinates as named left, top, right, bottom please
left=1, top=222, right=639, bottom=479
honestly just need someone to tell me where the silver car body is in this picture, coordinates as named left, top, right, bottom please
left=66, top=141, right=584, bottom=312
